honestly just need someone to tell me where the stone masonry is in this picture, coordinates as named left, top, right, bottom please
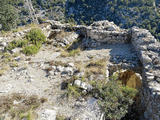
left=46, top=20, right=160, bottom=119
left=131, top=27, right=160, bottom=120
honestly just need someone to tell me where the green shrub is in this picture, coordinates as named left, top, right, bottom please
left=92, top=78, right=137, bottom=120
left=22, top=45, right=40, bottom=55
left=5, top=39, right=28, bottom=51
left=0, top=0, right=18, bottom=31
left=25, top=28, right=46, bottom=45
left=6, top=28, right=47, bottom=56
left=67, top=84, right=81, bottom=99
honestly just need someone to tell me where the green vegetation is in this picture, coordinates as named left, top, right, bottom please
left=0, top=93, right=46, bottom=120
left=0, top=0, right=18, bottom=31
left=22, top=28, right=46, bottom=55
left=5, top=28, right=46, bottom=55
left=19, top=110, right=34, bottom=120
left=66, top=0, right=160, bottom=40
left=65, top=73, right=138, bottom=120
left=5, top=39, right=28, bottom=51
left=91, top=77, right=138, bottom=120
left=22, top=44, right=40, bottom=55
left=25, top=28, right=46, bottom=45
left=67, top=84, right=81, bottom=99
left=2, top=0, right=160, bottom=40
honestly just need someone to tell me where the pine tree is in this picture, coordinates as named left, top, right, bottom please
left=0, top=0, right=18, bottom=31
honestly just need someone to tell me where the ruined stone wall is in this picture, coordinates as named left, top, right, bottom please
left=46, top=20, right=129, bottom=44
left=47, top=20, right=160, bottom=119
left=86, top=30, right=129, bottom=43
left=131, top=27, right=160, bottom=120
left=82, top=22, right=160, bottom=119
left=86, top=21, right=129, bottom=43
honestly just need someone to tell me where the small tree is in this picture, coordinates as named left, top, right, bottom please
left=25, top=28, right=46, bottom=45
left=0, top=0, right=18, bottom=31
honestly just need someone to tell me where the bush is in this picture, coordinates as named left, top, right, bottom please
left=5, top=39, right=28, bottom=51
left=91, top=78, right=137, bottom=120
left=25, top=28, right=46, bottom=45
left=66, top=84, right=81, bottom=99
left=21, top=28, right=46, bottom=55
left=22, top=45, right=40, bottom=55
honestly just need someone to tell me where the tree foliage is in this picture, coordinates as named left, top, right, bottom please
left=0, top=0, right=18, bottom=31
left=65, top=0, right=160, bottom=40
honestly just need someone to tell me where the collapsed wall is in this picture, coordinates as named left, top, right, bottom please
left=86, top=21, right=160, bottom=120
left=131, top=27, right=160, bottom=120
left=83, top=21, right=160, bottom=120
left=46, top=20, right=160, bottom=119
left=47, top=20, right=129, bottom=44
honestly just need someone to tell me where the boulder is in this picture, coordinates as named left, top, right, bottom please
left=119, top=70, right=142, bottom=89
left=74, top=80, right=92, bottom=91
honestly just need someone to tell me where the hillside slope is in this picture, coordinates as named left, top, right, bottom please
left=8, top=0, right=160, bottom=40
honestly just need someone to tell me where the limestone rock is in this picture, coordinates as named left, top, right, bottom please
left=62, top=67, right=74, bottom=76
left=11, top=48, right=21, bottom=54
left=40, top=109, right=56, bottom=120
left=74, top=80, right=92, bottom=91
left=0, top=41, right=7, bottom=47
left=71, top=97, right=102, bottom=120
left=56, top=66, right=64, bottom=72
left=68, top=63, right=74, bottom=67
left=141, top=54, right=152, bottom=65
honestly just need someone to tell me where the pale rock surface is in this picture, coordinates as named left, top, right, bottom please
left=40, top=109, right=56, bottom=120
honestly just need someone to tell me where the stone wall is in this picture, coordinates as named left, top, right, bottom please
left=86, top=21, right=129, bottom=43
left=46, top=20, right=130, bottom=44
left=131, top=27, right=160, bottom=120
left=47, top=20, right=160, bottom=119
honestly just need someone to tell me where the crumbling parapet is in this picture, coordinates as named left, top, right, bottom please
left=86, top=20, right=129, bottom=43
left=131, top=27, right=160, bottom=120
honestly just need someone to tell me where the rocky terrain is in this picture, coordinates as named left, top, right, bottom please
left=0, top=20, right=160, bottom=120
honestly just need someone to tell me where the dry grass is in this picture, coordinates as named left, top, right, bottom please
left=85, top=59, right=107, bottom=76
left=0, top=93, right=47, bottom=120
left=0, top=69, right=6, bottom=76
left=60, top=48, right=81, bottom=57
left=56, top=114, right=66, bottom=120
left=0, top=65, right=9, bottom=76
left=74, top=61, right=84, bottom=72
left=48, top=60, right=67, bottom=67
left=55, top=31, right=72, bottom=39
